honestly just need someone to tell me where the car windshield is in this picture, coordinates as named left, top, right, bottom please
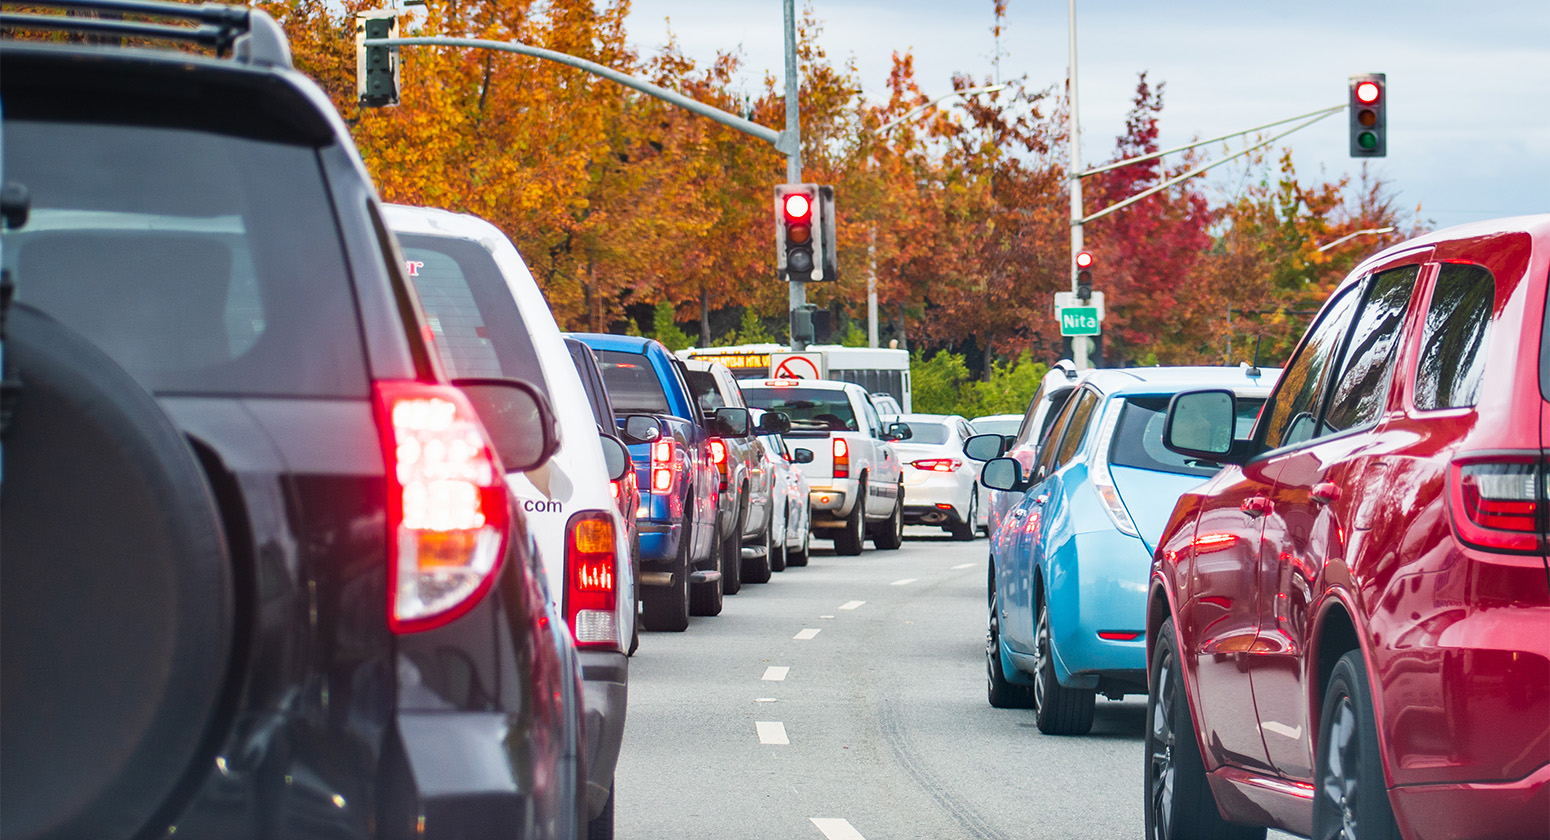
left=1109, top=395, right=1265, bottom=477
left=744, top=387, right=857, bottom=433
left=595, top=350, right=671, bottom=414
left=903, top=422, right=952, bottom=445
left=971, top=417, right=1020, bottom=437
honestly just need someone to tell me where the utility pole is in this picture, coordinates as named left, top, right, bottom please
left=1067, top=0, right=1089, bottom=369
left=783, top=0, right=806, bottom=352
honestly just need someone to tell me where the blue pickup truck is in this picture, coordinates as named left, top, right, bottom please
left=572, top=334, right=750, bottom=631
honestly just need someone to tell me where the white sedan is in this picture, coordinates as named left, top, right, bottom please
left=893, top=413, right=985, bottom=540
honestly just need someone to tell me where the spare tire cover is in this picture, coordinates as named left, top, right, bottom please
left=2, top=305, right=234, bottom=840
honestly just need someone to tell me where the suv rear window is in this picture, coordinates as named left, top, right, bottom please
left=3, top=120, right=366, bottom=396
left=595, top=350, right=671, bottom=414
left=397, top=233, right=548, bottom=393
left=1110, top=395, right=1265, bottom=478
left=744, top=388, right=857, bottom=433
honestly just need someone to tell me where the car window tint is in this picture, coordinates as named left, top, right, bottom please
left=861, top=398, right=882, bottom=437
left=1416, top=263, right=1494, bottom=410
left=4, top=120, right=366, bottom=397
left=398, top=234, right=549, bottom=393
left=686, top=370, right=725, bottom=414
left=1111, top=395, right=1267, bottom=478
left=744, top=388, right=858, bottom=433
left=1324, top=266, right=1419, bottom=432
left=1053, top=390, right=1101, bottom=469
left=905, top=422, right=952, bottom=445
left=1262, top=284, right=1362, bottom=449
left=595, top=350, right=671, bottom=414
left=1035, top=391, right=1083, bottom=476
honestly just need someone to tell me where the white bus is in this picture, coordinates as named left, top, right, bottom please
left=681, top=343, right=912, bottom=413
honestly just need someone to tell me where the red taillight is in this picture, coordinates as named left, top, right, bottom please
left=709, top=438, right=729, bottom=489
left=565, top=511, right=619, bottom=649
left=373, top=381, right=509, bottom=634
left=1098, top=631, right=1142, bottom=641
left=651, top=439, right=675, bottom=493
left=1449, top=457, right=1543, bottom=553
left=834, top=437, right=849, bottom=479
left=911, top=458, right=961, bottom=472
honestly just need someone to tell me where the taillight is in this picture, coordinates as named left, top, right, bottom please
left=1089, top=462, right=1140, bottom=538
left=373, top=381, right=509, bottom=634
left=651, top=439, right=675, bottom=493
left=564, top=511, right=619, bottom=649
left=709, top=439, right=729, bottom=489
left=1448, top=456, right=1543, bottom=553
left=910, top=458, right=961, bottom=472
left=834, top=437, right=850, bottom=479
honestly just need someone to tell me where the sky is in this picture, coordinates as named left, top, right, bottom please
left=620, top=0, right=1550, bottom=232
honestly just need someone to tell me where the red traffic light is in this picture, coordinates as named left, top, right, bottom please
left=783, top=193, right=812, bottom=222
left=1075, top=251, right=1094, bottom=269
left=1354, top=81, right=1381, bottom=104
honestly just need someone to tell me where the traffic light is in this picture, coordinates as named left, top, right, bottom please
left=1349, top=73, right=1385, bottom=157
left=774, top=184, right=838, bottom=282
left=356, top=11, right=399, bottom=108
left=1075, top=250, right=1094, bottom=301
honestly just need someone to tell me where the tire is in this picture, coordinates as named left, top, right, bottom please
left=787, top=506, right=811, bottom=567
left=722, top=498, right=745, bottom=595
left=1145, top=618, right=1265, bottom=840
left=769, top=507, right=788, bottom=573
left=628, top=534, right=641, bottom=654
left=833, top=479, right=867, bottom=556
left=951, top=488, right=978, bottom=541
left=1313, top=651, right=1403, bottom=840
left=742, top=518, right=774, bottom=584
left=987, top=580, right=1035, bottom=708
left=586, top=783, right=615, bottom=840
left=871, top=485, right=904, bottom=550
left=1032, top=592, right=1095, bottom=735
left=641, top=510, right=691, bottom=632
left=690, top=515, right=726, bottom=616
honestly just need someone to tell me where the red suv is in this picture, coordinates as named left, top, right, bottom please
left=1145, top=217, right=1549, bottom=840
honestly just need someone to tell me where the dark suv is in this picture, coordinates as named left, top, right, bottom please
left=0, top=4, right=583, bottom=839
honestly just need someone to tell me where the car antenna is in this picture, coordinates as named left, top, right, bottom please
left=1246, top=335, right=1263, bottom=379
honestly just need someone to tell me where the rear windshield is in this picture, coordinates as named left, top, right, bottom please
left=396, top=233, right=548, bottom=394
left=970, top=417, right=1020, bottom=437
left=1109, top=395, right=1265, bottom=478
left=903, top=422, right=952, bottom=445
left=2, top=120, right=366, bottom=396
left=744, top=388, right=857, bottom=434
left=595, top=350, right=671, bottom=414
left=685, top=370, right=725, bottom=414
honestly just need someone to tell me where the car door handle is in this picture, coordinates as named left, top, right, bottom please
left=1010, top=508, right=1027, bottom=519
left=1311, top=482, right=1341, bottom=506
left=1240, top=496, right=1272, bottom=518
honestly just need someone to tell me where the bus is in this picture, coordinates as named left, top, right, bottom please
left=680, top=343, right=912, bottom=412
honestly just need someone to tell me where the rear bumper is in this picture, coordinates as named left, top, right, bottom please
left=636, top=521, right=681, bottom=567
left=1047, top=528, right=1151, bottom=690
left=1390, top=763, right=1550, bottom=840
left=810, top=479, right=858, bottom=518
left=578, top=651, right=628, bottom=821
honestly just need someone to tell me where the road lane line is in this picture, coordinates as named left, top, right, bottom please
left=810, top=818, right=866, bottom=840
left=839, top=600, right=865, bottom=610
left=763, top=666, right=790, bottom=681
left=951, top=563, right=975, bottom=570
left=794, top=628, right=821, bottom=640
left=890, top=578, right=917, bottom=586
left=756, top=721, right=789, bottom=745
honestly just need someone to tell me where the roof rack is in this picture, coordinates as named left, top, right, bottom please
left=0, top=0, right=292, bottom=67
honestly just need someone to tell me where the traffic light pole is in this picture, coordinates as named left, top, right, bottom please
left=782, top=0, right=806, bottom=352
left=1067, top=0, right=1088, bottom=370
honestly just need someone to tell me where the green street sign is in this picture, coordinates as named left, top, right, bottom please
left=1060, top=306, right=1101, bottom=337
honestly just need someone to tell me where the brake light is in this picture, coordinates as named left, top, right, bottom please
left=1448, top=456, right=1543, bottom=553
left=709, top=439, right=729, bottom=489
left=833, top=437, right=850, bottom=479
left=373, top=381, right=509, bottom=634
left=911, top=458, right=961, bottom=472
left=564, top=511, right=619, bottom=649
left=652, top=439, right=675, bottom=493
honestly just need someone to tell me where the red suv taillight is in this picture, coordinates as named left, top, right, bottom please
left=709, top=438, right=729, bottom=489
left=373, top=381, right=509, bottom=634
left=651, top=439, right=675, bottom=493
left=1448, top=455, right=1544, bottom=554
left=565, top=511, right=619, bottom=649
left=834, top=437, right=849, bottom=479
left=910, top=457, right=961, bottom=472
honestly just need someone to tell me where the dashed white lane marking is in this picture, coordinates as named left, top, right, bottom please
left=763, top=666, right=790, bottom=681
left=820, top=615, right=836, bottom=619
left=839, top=600, right=866, bottom=610
left=794, top=628, right=822, bottom=640
left=756, top=721, right=789, bottom=745
left=890, top=578, right=918, bottom=586
left=810, top=818, right=866, bottom=840
left=755, top=698, right=777, bottom=703
left=952, top=562, right=975, bottom=570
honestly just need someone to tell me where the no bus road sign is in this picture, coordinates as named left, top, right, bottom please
left=1059, top=307, right=1101, bottom=337
left=771, top=352, right=825, bottom=379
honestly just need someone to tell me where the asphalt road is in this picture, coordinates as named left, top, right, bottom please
left=614, top=527, right=1233, bottom=840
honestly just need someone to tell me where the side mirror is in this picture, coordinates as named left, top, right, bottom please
left=711, top=406, right=752, bottom=438
left=598, top=433, right=631, bottom=482
left=454, top=377, right=559, bottom=473
left=756, top=411, right=791, bottom=435
left=1163, top=389, right=1244, bottom=464
left=980, top=457, right=1028, bottom=492
left=792, top=447, right=815, bottom=464
left=883, top=422, right=912, bottom=442
left=964, top=433, right=1007, bottom=462
left=621, top=414, right=661, bottom=444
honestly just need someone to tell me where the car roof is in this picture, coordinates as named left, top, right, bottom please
left=745, top=378, right=857, bottom=391
left=896, top=413, right=966, bottom=424
left=1079, top=366, right=1282, bottom=398
left=568, top=332, right=662, bottom=354
left=971, top=414, right=1022, bottom=423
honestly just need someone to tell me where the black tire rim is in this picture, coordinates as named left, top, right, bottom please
left=1033, top=600, right=1052, bottom=710
left=891, top=494, right=903, bottom=540
left=1318, top=695, right=1361, bottom=840
left=1147, top=644, right=1177, bottom=839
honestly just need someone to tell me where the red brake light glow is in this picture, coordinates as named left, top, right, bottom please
left=833, top=437, right=850, bottom=479
left=564, top=511, right=618, bottom=649
left=910, top=458, right=961, bottom=472
left=651, top=439, right=675, bottom=493
left=373, top=381, right=509, bottom=634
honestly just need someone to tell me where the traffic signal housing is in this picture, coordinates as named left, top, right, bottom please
left=356, top=10, right=399, bottom=108
left=1349, top=73, right=1385, bottom=157
left=774, top=184, right=837, bottom=283
left=1075, top=250, right=1094, bottom=301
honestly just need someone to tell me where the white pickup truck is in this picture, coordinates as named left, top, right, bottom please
left=741, top=379, right=910, bottom=555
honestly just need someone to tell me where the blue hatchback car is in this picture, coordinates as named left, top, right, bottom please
left=976, top=366, right=1278, bottom=734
